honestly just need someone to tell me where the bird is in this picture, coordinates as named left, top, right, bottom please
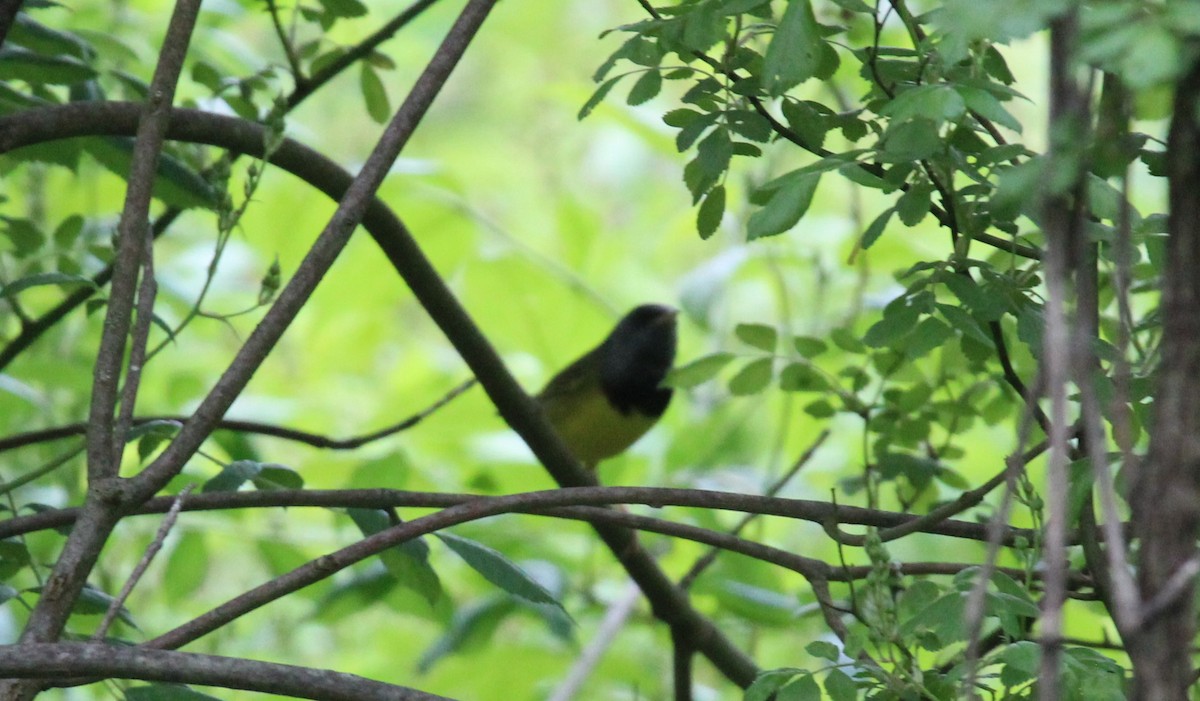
left=536, top=304, right=679, bottom=468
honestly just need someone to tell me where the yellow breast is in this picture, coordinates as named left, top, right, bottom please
left=541, top=390, right=658, bottom=466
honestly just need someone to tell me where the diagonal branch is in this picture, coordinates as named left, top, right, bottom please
left=10, top=0, right=204, bottom=667
left=0, top=643, right=452, bottom=701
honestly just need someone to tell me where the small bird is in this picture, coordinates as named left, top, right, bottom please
left=536, top=304, right=679, bottom=468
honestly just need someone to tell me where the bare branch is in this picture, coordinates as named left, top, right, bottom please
left=0, top=378, right=476, bottom=455
left=92, top=485, right=194, bottom=641
left=0, top=643, right=452, bottom=701
left=9, top=0, right=204, bottom=669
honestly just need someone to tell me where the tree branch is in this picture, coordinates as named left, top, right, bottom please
left=0, top=643, right=452, bottom=701
left=0, top=378, right=476, bottom=454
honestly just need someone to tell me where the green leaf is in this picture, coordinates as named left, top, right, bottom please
left=69, top=583, right=137, bottom=626
left=779, top=362, right=829, bottom=392
left=126, top=683, right=223, bottom=701
left=0, top=539, right=31, bottom=579
left=780, top=99, right=830, bottom=150
left=318, top=0, right=368, bottom=18
left=805, top=640, right=839, bottom=662
left=779, top=673, right=821, bottom=701
left=728, top=357, right=773, bottom=395
left=747, top=172, right=820, bottom=239
left=864, top=300, right=920, bottom=348
left=830, top=327, right=865, bottom=353
left=627, top=69, right=662, bottom=105
left=202, top=460, right=262, bottom=493
left=682, top=2, right=725, bottom=52
left=8, top=15, right=93, bottom=59
left=824, top=668, right=858, bottom=701
left=882, top=119, right=943, bottom=160
left=348, top=508, right=443, bottom=606
left=735, top=323, right=778, bottom=352
left=360, top=63, right=390, bottom=124
left=860, top=206, right=894, bottom=249
left=792, top=336, right=827, bottom=357
left=252, top=464, right=305, bottom=490
left=52, top=214, right=84, bottom=248
left=0, top=271, right=95, bottom=298
left=999, top=641, right=1041, bottom=686
left=895, top=181, right=932, bottom=226
left=578, top=75, right=623, bottom=119
left=957, top=85, right=1022, bottom=132
left=417, top=596, right=515, bottom=673
left=903, top=316, right=954, bottom=359
left=0, top=47, right=97, bottom=84
left=666, top=352, right=735, bottom=388
left=763, top=0, right=820, bottom=96
left=438, top=533, right=565, bottom=610
left=1, top=216, right=43, bottom=257
left=83, top=138, right=218, bottom=210
left=880, top=85, right=965, bottom=123
left=134, top=420, right=180, bottom=461
left=697, top=184, right=726, bottom=239
left=746, top=669, right=804, bottom=701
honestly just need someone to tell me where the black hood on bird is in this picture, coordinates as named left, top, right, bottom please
left=598, top=304, right=678, bottom=416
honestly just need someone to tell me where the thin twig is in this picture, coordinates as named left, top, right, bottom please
left=92, top=485, right=195, bottom=641
left=678, top=429, right=829, bottom=589
left=112, top=227, right=158, bottom=467
left=545, top=582, right=641, bottom=701
left=0, top=379, right=477, bottom=455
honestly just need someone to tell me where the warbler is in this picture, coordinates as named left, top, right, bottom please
left=536, top=304, right=678, bottom=468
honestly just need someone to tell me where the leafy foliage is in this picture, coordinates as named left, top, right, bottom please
left=0, top=0, right=1193, bottom=699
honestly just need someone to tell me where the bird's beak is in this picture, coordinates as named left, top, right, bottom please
left=654, top=307, right=679, bottom=326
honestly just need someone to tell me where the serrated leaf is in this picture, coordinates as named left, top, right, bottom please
left=579, top=75, right=623, bottom=119
left=735, top=323, right=778, bottom=352
left=747, top=172, right=820, bottom=239
left=883, top=118, right=943, bottom=160
left=860, top=206, right=894, bottom=249
left=438, top=533, right=564, bottom=610
left=903, top=316, right=954, bottom=359
left=825, top=669, right=858, bottom=701
left=697, top=184, right=725, bottom=239
left=747, top=669, right=804, bottom=701
left=666, top=352, right=735, bottom=388
left=627, top=69, right=662, bottom=105
left=957, top=85, right=1022, bottom=132
left=762, top=0, right=819, bottom=95
left=779, top=673, right=821, bottom=701
left=864, top=301, right=920, bottom=348
left=728, top=357, right=773, bottom=395
left=896, top=181, right=932, bottom=226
